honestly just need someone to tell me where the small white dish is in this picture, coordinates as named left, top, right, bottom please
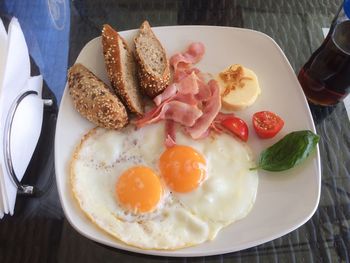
left=55, top=26, right=321, bottom=257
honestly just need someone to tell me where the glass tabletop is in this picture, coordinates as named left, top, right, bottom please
left=1, top=0, right=350, bottom=262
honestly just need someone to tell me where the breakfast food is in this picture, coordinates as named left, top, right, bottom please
left=136, top=42, right=221, bottom=145
left=102, top=24, right=144, bottom=116
left=68, top=63, right=128, bottom=129
left=65, top=20, right=322, bottom=252
left=220, top=116, right=249, bottom=142
left=253, top=111, right=284, bottom=139
left=68, top=29, right=263, bottom=250
left=217, top=64, right=261, bottom=110
left=134, top=21, right=170, bottom=98
left=70, top=122, right=258, bottom=249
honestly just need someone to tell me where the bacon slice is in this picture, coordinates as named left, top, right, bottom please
left=165, top=120, right=176, bottom=147
left=136, top=42, right=226, bottom=145
left=195, top=79, right=212, bottom=101
left=137, top=73, right=203, bottom=129
left=134, top=104, right=162, bottom=128
left=153, top=72, right=200, bottom=106
left=164, top=101, right=202, bottom=126
left=213, top=112, right=236, bottom=122
left=154, top=83, right=177, bottom=106
left=135, top=100, right=202, bottom=128
left=177, top=72, right=199, bottom=94
left=174, top=67, right=201, bottom=83
left=170, top=42, right=205, bottom=72
left=185, top=80, right=221, bottom=139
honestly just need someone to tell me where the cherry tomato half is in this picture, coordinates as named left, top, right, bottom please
left=221, top=117, right=249, bottom=142
left=253, top=111, right=284, bottom=139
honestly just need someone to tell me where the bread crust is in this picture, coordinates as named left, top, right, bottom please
left=68, top=63, right=128, bottom=129
left=102, top=24, right=144, bottom=116
left=134, top=21, right=170, bottom=98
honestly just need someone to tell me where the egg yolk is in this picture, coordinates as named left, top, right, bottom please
left=116, top=166, right=162, bottom=213
left=159, top=145, right=206, bottom=193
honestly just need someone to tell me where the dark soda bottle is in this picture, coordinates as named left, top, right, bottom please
left=298, top=1, right=350, bottom=106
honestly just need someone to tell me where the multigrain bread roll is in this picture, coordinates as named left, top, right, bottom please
left=102, top=24, right=144, bottom=116
left=68, top=63, right=128, bottom=129
left=134, top=21, right=170, bottom=98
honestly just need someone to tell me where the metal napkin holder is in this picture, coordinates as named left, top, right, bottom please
left=3, top=90, right=54, bottom=196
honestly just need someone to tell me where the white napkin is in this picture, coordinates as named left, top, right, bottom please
left=0, top=16, right=8, bottom=218
left=0, top=17, right=44, bottom=217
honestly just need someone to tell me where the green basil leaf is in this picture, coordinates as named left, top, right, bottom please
left=256, top=130, right=319, bottom=172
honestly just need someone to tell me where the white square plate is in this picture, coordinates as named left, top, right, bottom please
left=55, top=26, right=321, bottom=257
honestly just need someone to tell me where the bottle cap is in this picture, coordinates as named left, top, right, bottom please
left=345, top=0, right=350, bottom=18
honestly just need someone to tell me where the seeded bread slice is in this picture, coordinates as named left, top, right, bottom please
left=134, top=21, right=170, bottom=98
left=68, top=63, right=128, bottom=129
left=102, top=24, right=144, bottom=116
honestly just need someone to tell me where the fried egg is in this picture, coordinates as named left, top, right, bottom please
left=71, top=122, right=258, bottom=249
left=173, top=131, right=258, bottom=233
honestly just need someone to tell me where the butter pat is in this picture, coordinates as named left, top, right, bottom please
left=216, top=64, right=261, bottom=110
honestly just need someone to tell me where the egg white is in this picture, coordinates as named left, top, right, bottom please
left=174, top=131, right=258, bottom=238
left=71, top=122, right=258, bottom=249
left=71, top=125, right=210, bottom=249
